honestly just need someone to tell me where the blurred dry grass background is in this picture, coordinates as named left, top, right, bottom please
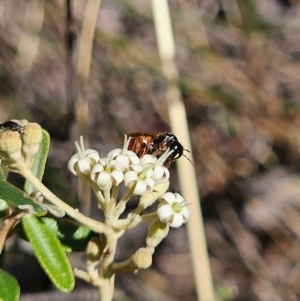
left=2, top=0, right=300, bottom=300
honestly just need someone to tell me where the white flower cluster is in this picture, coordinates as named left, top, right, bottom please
left=68, top=136, right=189, bottom=228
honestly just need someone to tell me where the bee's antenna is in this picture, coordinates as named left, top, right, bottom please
left=183, top=149, right=194, bottom=166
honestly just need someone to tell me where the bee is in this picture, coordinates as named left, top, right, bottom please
left=120, top=132, right=193, bottom=168
left=0, top=121, right=24, bottom=134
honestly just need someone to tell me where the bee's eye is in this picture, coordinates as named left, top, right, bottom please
left=170, top=142, right=183, bottom=159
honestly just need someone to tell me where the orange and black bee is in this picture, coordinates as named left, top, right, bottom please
left=120, top=132, right=192, bottom=168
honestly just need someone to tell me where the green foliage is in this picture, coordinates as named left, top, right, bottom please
left=0, top=127, right=76, bottom=298
left=0, top=199, right=9, bottom=218
left=24, top=130, right=50, bottom=194
left=41, top=217, right=96, bottom=252
left=22, top=215, right=75, bottom=292
left=0, top=177, right=46, bottom=216
left=0, top=129, right=49, bottom=216
left=0, top=269, right=20, bottom=301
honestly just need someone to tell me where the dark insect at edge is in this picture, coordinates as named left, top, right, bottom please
left=120, top=132, right=193, bottom=168
left=0, top=121, right=24, bottom=134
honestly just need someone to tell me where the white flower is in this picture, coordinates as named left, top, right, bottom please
left=107, top=135, right=140, bottom=170
left=140, top=154, right=170, bottom=182
left=157, top=192, right=189, bottom=228
left=124, top=164, right=155, bottom=195
left=91, top=156, right=124, bottom=190
left=68, top=136, right=100, bottom=175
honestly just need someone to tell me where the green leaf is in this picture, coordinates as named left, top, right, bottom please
left=42, top=218, right=96, bottom=252
left=0, top=199, right=8, bottom=218
left=0, top=269, right=20, bottom=301
left=0, top=164, right=7, bottom=180
left=22, top=215, right=75, bottom=292
left=24, top=130, right=50, bottom=195
left=0, top=178, right=45, bottom=216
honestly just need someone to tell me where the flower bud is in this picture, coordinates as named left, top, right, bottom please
left=22, top=123, right=43, bottom=156
left=0, top=131, right=22, bottom=163
left=87, top=236, right=105, bottom=262
left=146, top=219, right=169, bottom=248
left=12, top=119, right=29, bottom=128
left=132, top=247, right=152, bottom=269
left=19, top=122, right=43, bottom=168
left=0, top=120, right=45, bottom=170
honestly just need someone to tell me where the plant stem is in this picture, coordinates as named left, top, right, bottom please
left=141, top=212, right=157, bottom=221
left=114, top=185, right=134, bottom=218
left=18, top=168, right=112, bottom=235
left=99, top=236, right=117, bottom=301
left=99, top=276, right=114, bottom=301
left=90, top=182, right=106, bottom=210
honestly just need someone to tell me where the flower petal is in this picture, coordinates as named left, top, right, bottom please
left=140, top=155, right=157, bottom=165
left=77, top=158, right=92, bottom=175
left=133, top=180, right=147, bottom=195
left=145, top=177, right=155, bottom=191
left=85, top=149, right=100, bottom=162
left=127, top=153, right=140, bottom=164
left=114, top=154, right=131, bottom=169
left=160, top=192, right=176, bottom=205
left=111, top=170, right=124, bottom=185
left=130, top=164, right=143, bottom=173
left=124, top=171, right=138, bottom=186
left=157, top=204, right=173, bottom=222
left=152, top=165, right=170, bottom=181
left=169, top=213, right=184, bottom=228
left=99, top=157, right=109, bottom=166
left=108, top=148, right=140, bottom=168
left=174, top=193, right=185, bottom=203
left=68, top=154, right=80, bottom=175
left=107, top=149, right=122, bottom=158
left=181, top=206, right=190, bottom=222
left=95, top=171, right=111, bottom=189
